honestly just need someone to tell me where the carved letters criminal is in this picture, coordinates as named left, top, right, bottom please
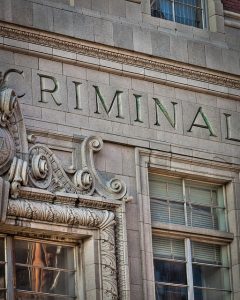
left=4, top=68, right=240, bottom=142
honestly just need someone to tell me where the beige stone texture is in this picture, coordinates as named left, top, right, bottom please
left=1, top=1, right=240, bottom=299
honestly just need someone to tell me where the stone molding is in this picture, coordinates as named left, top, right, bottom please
left=7, top=198, right=115, bottom=229
left=0, top=22, right=239, bottom=90
left=7, top=198, right=118, bottom=299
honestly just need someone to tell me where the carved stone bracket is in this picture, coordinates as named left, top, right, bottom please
left=80, top=136, right=127, bottom=200
left=27, top=139, right=127, bottom=200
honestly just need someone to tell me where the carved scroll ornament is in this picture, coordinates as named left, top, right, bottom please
left=27, top=137, right=127, bottom=200
left=0, top=70, right=127, bottom=201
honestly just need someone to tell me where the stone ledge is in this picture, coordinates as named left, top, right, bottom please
left=0, top=21, right=239, bottom=91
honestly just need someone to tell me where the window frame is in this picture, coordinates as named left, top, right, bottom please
left=150, top=0, right=208, bottom=29
left=153, top=234, right=232, bottom=299
left=0, top=234, right=81, bottom=300
left=151, top=175, right=233, bottom=300
left=136, top=147, right=236, bottom=300
left=149, top=174, right=228, bottom=232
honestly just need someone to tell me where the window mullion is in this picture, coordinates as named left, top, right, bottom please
left=200, top=0, right=205, bottom=28
left=185, top=238, right=194, bottom=300
left=183, top=179, right=188, bottom=226
left=172, top=0, right=176, bottom=22
left=6, top=236, right=14, bottom=300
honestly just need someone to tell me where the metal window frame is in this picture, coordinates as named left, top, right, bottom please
left=1, top=236, right=80, bottom=300
left=150, top=175, right=227, bottom=230
left=153, top=235, right=232, bottom=300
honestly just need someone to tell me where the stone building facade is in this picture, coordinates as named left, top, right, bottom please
left=0, top=0, right=240, bottom=299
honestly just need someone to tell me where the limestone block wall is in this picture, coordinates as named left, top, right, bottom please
left=0, top=0, right=240, bottom=299
left=0, top=0, right=239, bottom=75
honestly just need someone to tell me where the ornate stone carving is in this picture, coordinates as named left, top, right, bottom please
left=28, top=143, right=94, bottom=194
left=100, top=226, right=118, bottom=299
left=8, top=157, right=28, bottom=198
left=115, top=203, right=131, bottom=299
left=7, top=199, right=115, bottom=228
left=80, top=136, right=127, bottom=200
left=0, top=177, right=10, bottom=222
left=0, top=127, right=15, bottom=176
left=0, top=70, right=29, bottom=197
left=73, top=168, right=93, bottom=190
left=26, top=137, right=127, bottom=200
left=0, top=22, right=239, bottom=90
left=0, top=87, right=17, bottom=126
left=0, top=76, right=127, bottom=199
left=7, top=198, right=119, bottom=299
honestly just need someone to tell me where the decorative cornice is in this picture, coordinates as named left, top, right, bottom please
left=0, top=22, right=239, bottom=90
left=7, top=199, right=115, bottom=229
left=18, top=187, right=123, bottom=210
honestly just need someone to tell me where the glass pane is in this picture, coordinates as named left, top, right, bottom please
left=186, top=183, right=223, bottom=207
left=16, top=266, right=75, bottom=297
left=153, top=237, right=185, bottom=260
left=170, top=202, right=185, bottom=225
left=192, top=242, right=221, bottom=264
left=151, top=0, right=174, bottom=20
left=149, top=175, right=183, bottom=201
left=0, top=265, right=5, bottom=289
left=0, top=239, right=4, bottom=262
left=194, top=288, right=231, bottom=300
left=151, top=200, right=185, bottom=225
left=174, top=1, right=202, bottom=28
left=151, top=200, right=170, bottom=223
left=187, top=186, right=213, bottom=206
left=156, top=284, right=188, bottom=300
left=14, top=240, right=75, bottom=270
left=193, top=264, right=230, bottom=290
left=154, top=259, right=187, bottom=285
left=187, top=205, right=213, bottom=229
left=187, top=205, right=226, bottom=230
left=0, top=290, right=6, bottom=300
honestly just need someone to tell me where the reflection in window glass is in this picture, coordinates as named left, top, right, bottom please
left=192, top=241, right=231, bottom=299
left=154, top=260, right=187, bottom=285
left=156, top=284, right=188, bottom=300
left=150, top=0, right=205, bottom=29
left=194, top=289, right=231, bottom=300
left=153, top=237, right=187, bottom=300
left=14, top=240, right=76, bottom=299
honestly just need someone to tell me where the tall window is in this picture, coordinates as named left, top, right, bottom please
left=0, top=236, right=77, bottom=299
left=150, top=0, right=206, bottom=28
left=150, top=174, right=226, bottom=231
left=149, top=174, right=231, bottom=300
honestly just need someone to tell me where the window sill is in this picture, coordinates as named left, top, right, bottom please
left=152, top=221, right=233, bottom=244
